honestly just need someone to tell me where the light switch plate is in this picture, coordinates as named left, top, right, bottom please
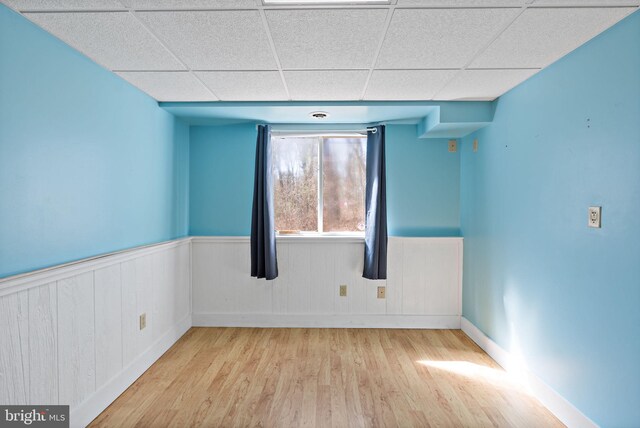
left=139, top=313, right=146, bottom=330
left=377, top=286, right=386, bottom=299
left=473, top=139, right=478, bottom=152
left=588, top=206, right=601, bottom=228
left=448, top=140, right=457, bottom=152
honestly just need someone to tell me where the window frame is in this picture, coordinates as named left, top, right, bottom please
left=271, top=132, right=367, bottom=237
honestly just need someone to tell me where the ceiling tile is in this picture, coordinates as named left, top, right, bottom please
left=435, top=69, right=539, bottom=100
left=120, top=0, right=259, bottom=9
left=533, top=0, right=639, bottom=5
left=364, top=69, right=458, bottom=100
left=470, top=7, right=637, bottom=68
left=196, top=71, right=288, bottom=101
left=4, top=0, right=125, bottom=10
left=376, top=8, right=520, bottom=69
left=266, top=9, right=388, bottom=69
left=137, top=10, right=277, bottom=70
left=116, top=72, right=216, bottom=101
left=24, top=12, right=185, bottom=70
left=284, top=70, right=369, bottom=100
left=397, top=0, right=524, bottom=5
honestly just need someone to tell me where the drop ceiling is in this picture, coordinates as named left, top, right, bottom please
left=2, top=0, right=638, bottom=102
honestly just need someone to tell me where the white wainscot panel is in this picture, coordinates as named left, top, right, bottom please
left=0, top=239, right=192, bottom=428
left=0, top=289, right=29, bottom=405
left=95, top=264, right=123, bottom=389
left=29, top=282, right=58, bottom=404
left=191, top=237, right=462, bottom=328
left=58, top=272, right=96, bottom=407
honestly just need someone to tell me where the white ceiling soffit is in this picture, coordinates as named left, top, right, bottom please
left=3, top=0, right=638, bottom=102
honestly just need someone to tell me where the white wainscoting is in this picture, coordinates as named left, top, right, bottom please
left=0, top=239, right=191, bottom=428
left=461, top=318, right=598, bottom=428
left=191, top=236, right=462, bottom=328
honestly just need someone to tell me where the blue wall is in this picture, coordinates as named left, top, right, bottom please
left=189, top=124, right=460, bottom=236
left=460, top=11, right=640, bottom=427
left=0, top=5, right=189, bottom=278
left=386, top=125, right=460, bottom=236
left=189, top=124, right=257, bottom=236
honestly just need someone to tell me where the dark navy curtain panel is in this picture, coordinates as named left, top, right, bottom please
left=251, top=125, right=278, bottom=280
left=363, top=125, right=388, bottom=280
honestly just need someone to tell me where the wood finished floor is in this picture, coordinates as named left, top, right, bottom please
left=90, top=328, right=563, bottom=428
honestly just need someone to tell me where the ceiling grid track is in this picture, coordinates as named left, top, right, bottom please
left=430, top=4, right=530, bottom=100
left=114, top=0, right=221, bottom=100
left=359, top=4, right=396, bottom=101
left=4, top=0, right=638, bottom=102
left=257, top=6, right=292, bottom=101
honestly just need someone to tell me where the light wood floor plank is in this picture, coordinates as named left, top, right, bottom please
left=90, top=328, right=563, bottom=428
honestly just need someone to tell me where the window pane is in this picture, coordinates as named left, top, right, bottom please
left=322, top=137, right=366, bottom=232
left=272, top=137, right=319, bottom=232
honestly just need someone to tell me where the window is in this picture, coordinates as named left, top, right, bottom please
left=272, top=135, right=366, bottom=234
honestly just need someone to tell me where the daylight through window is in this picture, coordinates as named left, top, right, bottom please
left=272, top=135, right=366, bottom=234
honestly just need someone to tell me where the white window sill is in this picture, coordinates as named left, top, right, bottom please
left=276, top=232, right=365, bottom=243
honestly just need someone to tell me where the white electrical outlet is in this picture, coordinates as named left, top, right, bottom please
left=588, top=206, right=601, bottom=228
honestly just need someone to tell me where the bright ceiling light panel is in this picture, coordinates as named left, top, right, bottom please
left=263, top=0, right=390, bottom=4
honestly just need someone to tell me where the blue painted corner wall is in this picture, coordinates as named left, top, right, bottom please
left=0, top=5, right=189, bottom=278
left=189, top=123, right=460, bottom=237
left=386, top=125, right=460, bottom=237
left=460, top=10, right=640, bottom=427
left=3, top=1, right=639, bottom=425
left=189, top=124, right=257, bottom=236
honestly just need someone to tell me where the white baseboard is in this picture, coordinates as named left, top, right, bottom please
left=70, top=315, right=192, bottom=428
left=193, top=313, right=461, bottom=329
left=461, top=317, right=598, bottom=428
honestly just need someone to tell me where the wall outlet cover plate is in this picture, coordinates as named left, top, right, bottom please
left=588, top=206, right=601, bottom=228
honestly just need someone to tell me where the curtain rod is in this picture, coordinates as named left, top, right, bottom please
left=261, top=126, right=377, bottom=134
